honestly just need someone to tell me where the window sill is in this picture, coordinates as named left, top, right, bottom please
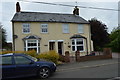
left=63, top=33, right=70, bottom=34
left=41, top=32, right=49, bottom=34
left=72, top=51, right=85, bottom=53
left=22, top=32, right=31, bottom=34
left=78, top=32, right=84, bottom=34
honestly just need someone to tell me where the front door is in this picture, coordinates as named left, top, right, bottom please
left=49, top=42, right=55, bottom=50
left=58, top=42, right=63, bottom=55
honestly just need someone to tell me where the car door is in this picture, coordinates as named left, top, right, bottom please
left=2, top=56, right=16, bottom=79
left=14, top=55, right=38, bottom=77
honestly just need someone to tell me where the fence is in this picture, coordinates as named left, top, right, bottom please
left=59, top=48, right=113, bottom=63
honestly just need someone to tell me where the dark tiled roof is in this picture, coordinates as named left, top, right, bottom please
left=22, top=35, right=41, bottom=40
left=11, top=12, right=89, bottom=24
left=70, top=34, right=86, bottom=39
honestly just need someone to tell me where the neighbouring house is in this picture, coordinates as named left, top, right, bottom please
left=11, top=2, right=93, bottom=56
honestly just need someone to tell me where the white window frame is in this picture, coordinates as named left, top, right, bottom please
left=24, top=39, right=40, bottom=53
left=62, top=24, right=69, bottom=33
left=71, top=38, right=84, bottom=52
left=78, top=24, right=84, bottom=33
left=41, top=24, right=48, bottom=33
left=22, top=23, right=30, bottom=34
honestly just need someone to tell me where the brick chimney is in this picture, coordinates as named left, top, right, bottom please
left=73, top=6, right=79, bottom=15
left=16, top=2, right=21, bottom=12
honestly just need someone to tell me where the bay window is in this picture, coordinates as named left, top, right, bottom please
left=24, top=39, right=40, bottom=53
left=71, top=39, right=84, bottom=51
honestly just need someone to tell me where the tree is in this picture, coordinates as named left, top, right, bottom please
left=108, top=26, right=120, bottom=52
left=0, top=23, right=7, bottom=49
left=89, top=18, right=109, bottom=51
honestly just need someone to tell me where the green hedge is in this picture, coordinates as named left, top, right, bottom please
left=36, top=50, right=59, bottom=64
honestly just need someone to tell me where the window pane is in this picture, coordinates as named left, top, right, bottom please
left=23, top=23, right=30, bottom=33
left=41, top=24, right=48, bottom=33
left=63, top=24, right=69, bottom=33
left=28, top=48, right=37, bottom=52
left=28, top=43, right=37, bottom=47
left=78, top=24, right=84, bottom=33
left=77, top=46, right=83, bottom=51
left=28, top=40, right=36, bottom=43
left=15, top=56, right=31, bottom=64
left=72, top=46, right=75, bottom=51
left=76, top=39, right=83, bottom=45
left=72, top=40, right=75, bottom=45
left=41, top=24, right=48, bottom=28
left=2, top=56, right=12, bottom=65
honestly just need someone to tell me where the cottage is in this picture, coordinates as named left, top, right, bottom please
left=12, top=2, right=93, bottom=56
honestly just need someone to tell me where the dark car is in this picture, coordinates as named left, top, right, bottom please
left=0, top=53, right=56, bottom=79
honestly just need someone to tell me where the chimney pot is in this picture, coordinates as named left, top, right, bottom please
left=73, top=6, right=79, bottom=15
left=16, top=2, right=21, bottom=12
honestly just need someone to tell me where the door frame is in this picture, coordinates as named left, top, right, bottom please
left=57, top=40, right=64, bottom=55
left=48, top=40, right=56, bottom=51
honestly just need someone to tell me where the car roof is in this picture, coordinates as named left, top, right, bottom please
left=0, top=53, right=25, bottom=57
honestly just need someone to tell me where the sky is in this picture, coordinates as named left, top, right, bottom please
left=0, top=0, right=119, bottom=42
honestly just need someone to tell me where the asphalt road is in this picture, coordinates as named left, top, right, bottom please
left=51, top=62, right=118, bottom=78
left=49, top=58, right=119, bottom=79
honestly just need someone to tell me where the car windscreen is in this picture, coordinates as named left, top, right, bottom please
left=25, top=55, right=38, bottom=62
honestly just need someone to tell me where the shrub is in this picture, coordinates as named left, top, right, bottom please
left=58, top=55, right=65, bottom=62
left=24, top=50, right=36, bottom=57
left=37, top=50, right=59, bottom=64
left=0, top=50, right=37, bottom=57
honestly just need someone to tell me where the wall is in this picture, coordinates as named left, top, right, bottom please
left=13, top=22, right=93, bottom=56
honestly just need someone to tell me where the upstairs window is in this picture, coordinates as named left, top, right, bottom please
left=22, top=23, right=30, bottom=33
left=41, top=24, right=48, bottom=33
left=78, top=24, right=84, bottom=33
left=62, top=24, right=69, bottom=33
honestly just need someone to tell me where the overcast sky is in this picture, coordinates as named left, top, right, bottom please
left=0, top=0, right=119, bottom=42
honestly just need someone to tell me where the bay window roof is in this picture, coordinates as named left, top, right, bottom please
left=22, top=35, right=41, bottom=40
left=70, top=34, right=86, bottom=39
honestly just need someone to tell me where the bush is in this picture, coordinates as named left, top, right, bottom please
left=37, top=50, right=59, bottom=64
left=24, top=50, right=36, bottom=57
left=58, top=55, right=65, bottom=62
left=0, top=50, right=37, bottom=57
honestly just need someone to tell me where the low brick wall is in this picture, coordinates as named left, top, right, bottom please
left=77, top=54, right=112, bottom=62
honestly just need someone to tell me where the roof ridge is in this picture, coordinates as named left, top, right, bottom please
left=19, top=11, right=73, bottom=15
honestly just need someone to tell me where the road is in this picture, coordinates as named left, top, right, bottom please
left=50, top=58, right=119, bottom=79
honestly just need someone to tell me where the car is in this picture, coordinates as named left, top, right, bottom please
left=0, top=53, right=56, bottom=79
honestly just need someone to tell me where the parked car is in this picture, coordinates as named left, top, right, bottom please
left=0, top=53, right=56, bottom=79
